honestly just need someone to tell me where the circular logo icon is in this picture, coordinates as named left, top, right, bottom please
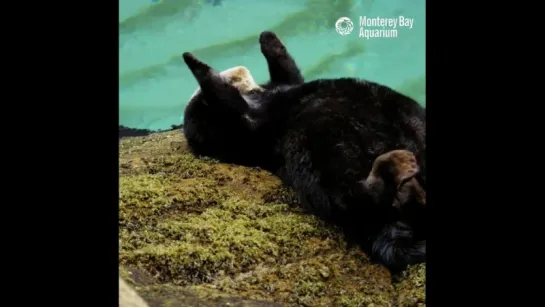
left=335, top=17, right=354, bottom=36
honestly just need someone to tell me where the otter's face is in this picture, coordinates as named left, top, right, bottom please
left=181, top=31, right=304, bottom=165
left=189, top=66, right=264, bottom=101
left=181, top=59, right=265, bottom=164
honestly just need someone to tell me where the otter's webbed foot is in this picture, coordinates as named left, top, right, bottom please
left=364, top=150, right=425, bottom=209
left=259, top=31, right=304, bottom=85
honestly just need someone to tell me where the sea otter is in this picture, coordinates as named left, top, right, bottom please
left=181, top=31, right=426, bottom=272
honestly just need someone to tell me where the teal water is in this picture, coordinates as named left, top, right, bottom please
left=119, top=0, right=425, bottom=131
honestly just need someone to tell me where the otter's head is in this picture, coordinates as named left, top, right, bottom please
left=181, top=53, right=267, bottom=166
left=181, top=31, right=304, bottom=167
left=188, top=65, right=264, bottom=101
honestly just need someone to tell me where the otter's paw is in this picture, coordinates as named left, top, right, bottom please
left=393, top=178, right=426, bottom=209
left=373, top=150, right=419, bottom=188
left=259, top=31, right=287, bottom=57
left=373, top=150, right=426, bottom=209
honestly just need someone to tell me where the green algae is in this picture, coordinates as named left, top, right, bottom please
left=262, top=185, right=299, bottom=207
left=201, top=249, right=394, bottom=307
left=119, top=131, right=426, bottom=306
left=394, top=264, right=426, bottom=307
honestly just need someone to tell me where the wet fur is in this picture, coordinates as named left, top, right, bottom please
left=182, top=31, right=426, bottom=272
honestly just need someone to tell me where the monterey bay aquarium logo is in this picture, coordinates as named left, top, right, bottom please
left=335, top=16, right=414, bottom=39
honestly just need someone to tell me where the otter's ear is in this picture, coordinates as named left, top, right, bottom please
left=182, top=52, right=248, bottom=113
left=259, top=31, right=304, bottom=85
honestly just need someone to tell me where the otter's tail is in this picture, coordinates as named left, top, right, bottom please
left=371, top=221, right=426, bottom=272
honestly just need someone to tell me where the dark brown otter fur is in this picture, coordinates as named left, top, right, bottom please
left=181, top=31, right=426, bottom=272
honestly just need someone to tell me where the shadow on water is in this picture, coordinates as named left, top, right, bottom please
left=119, top=0, right=358, bottom=88
left=119, top=0, right=204, bottom=38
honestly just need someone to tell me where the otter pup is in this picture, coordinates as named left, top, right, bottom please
left=181, top=31, right=426, bottom=272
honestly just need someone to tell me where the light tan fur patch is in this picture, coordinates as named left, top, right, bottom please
left=189, top=66, right=264, bottom=100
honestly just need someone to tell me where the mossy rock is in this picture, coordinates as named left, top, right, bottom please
left=394, top=264, right=426, bottom=307
left=119, top=131, right=426, bottom=306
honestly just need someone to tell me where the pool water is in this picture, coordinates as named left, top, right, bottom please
left=119, top=0, right=425, bottom=131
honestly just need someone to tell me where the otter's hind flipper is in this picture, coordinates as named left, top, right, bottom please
left=259, top=31, right=304, bottom=86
